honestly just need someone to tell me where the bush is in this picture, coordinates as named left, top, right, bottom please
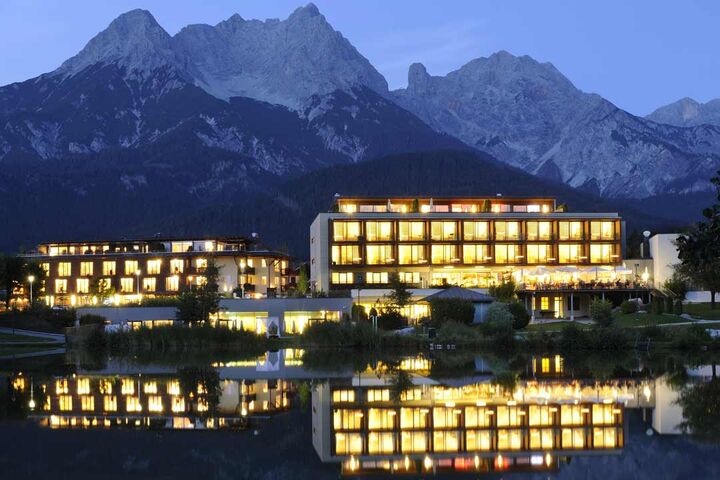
left=483, top=303, right=514, bottom=334
left=665, top=296, right=675, bottom=313
left=429, top=298, right=475, bottom=326
left=590, top=299, right=613, bottom=327
left=508, top=302, right=530, bottom=330
left=302, top=321, right=380, bottom=348
left=620, top=300, right=639, bottom=314
left=674, top=300, right=684, bottom=315
left=79, top=314, right=107, bottom=326
left=651, top=297, right=665, bottom=315
left=436, top=321, right=481, bottom=344
left=559, top=323, right=588, bottom=351
left=377, top=310, right=405, bottom=330
left=488, top=280, right=516, bottom=302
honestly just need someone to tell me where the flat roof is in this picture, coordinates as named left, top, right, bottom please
left=335, top=195, right=556, bottom=202
left=37, top=235, right=254, bottom=246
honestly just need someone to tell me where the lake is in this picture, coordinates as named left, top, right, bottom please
left=1, top=348, right=719, bottom=479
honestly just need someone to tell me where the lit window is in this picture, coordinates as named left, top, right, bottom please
left=148, top=395, right=163, bottom=412
left=590, top=244, right=614, bottom=263
left=334, top=409, right=364, bottom=429
left=401, top=431, right=428, bottom=453
left=463, top=221, right=489, bottom=241
left=331, top=245, right=361, bottom=265
left=171, top=397, right=185, bottom=412
left=333, top=221, right=360, bottom=241
left=527, top=204, right=541, bottom=213
left=366, top=245, right=394, bottom=265
left=398, top=245, right=426, bottom=264
left=590, top=221, right=615, bottom=240
left=431, top=244, right=457, bottom=264
left=55, top=279, right=67, bottom=294
left=335, top=432, right=363, bottom=455
left=558, top=244, right=583, bottom=263
left=368, top=408, right=396, bottom=430
left=76, top=278, right=89, bottom=294
left=494, top=244, right=520, bottom=264
left=81, top=395, right=95, bottom=411
left=166, top=276, right=179, bottom=292
left=367, top=389, right=390, bottom=402
left=526, top=221, right=552, bottom=241
left=121, top=378, right=135, bottom=395
left=398, top=221, right=425, bottom=241
left=366, top=272, right=389, bottom=284
left=59, top=395, right=73, bottom=411
left=147, top=259, right=161, bottom=275
left=527, top=244, right=552, bottom=264
left=142, top=278, right=156, bottom=292
left=58, top=262, right=71, bottom=277
left=102, top=261, right=116, bottom=276
left=103, top=395, right=117, bottom=412
left=195, top=258, right=207, bottom=270
left=41, top=263, right=50, bottom=274
left=430, top=221, right=457, bottom=240
left=338, top=203, right=357, bottom=213
left=170, top=259, right=184, bottom=274
left=368, top=431, right=395, bottom=454
left=331, top=272, right=354, bottom=285
left=559, top=221, right=584, bottom=240
left=77, top=378, right=90, bottom=395
left=80, top=261, right=94, bottom=276
left=120, top=278, right=134, bottom=293
left=433, top=430, right=460, bottom=452
left=462, top=244, right=489, bottom=264
left=126, top=396, right=142, bottom=412
left=124, top=260, right=138, bottom=275
left=332, top=390, right=356, bottom=403
left=529, top=428, right=554, bottom=449
left=365, top=221, right=393, bottom=241
left=466, top=430, right=492, bottom=451
left=398, top=272, right=420, bottom=284
left=167, top=380, right=180, bottom=396
left=494, top=221, right=520, bottom=240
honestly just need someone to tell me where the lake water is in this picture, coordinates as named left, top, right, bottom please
left=1, top=349, right=719, bottom=479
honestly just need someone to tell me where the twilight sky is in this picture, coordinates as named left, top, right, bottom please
left=0, top=0, right=718, bottom=116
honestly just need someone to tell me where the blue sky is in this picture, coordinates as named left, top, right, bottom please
left=0, top=0, right=718, bottom=115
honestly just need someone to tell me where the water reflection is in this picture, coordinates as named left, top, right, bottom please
left=1, top=350, right=719, bottom=478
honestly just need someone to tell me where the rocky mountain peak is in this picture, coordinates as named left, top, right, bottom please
left=646, top=97, right=720, bottom=127
left=288, top=3, right=322, bottom=20
left=56, top=9, right=178, bottom=78
left=407, top=63, right=431, bottom=95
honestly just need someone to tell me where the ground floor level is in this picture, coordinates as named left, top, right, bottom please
left=518, top=289, right=654, bottom=321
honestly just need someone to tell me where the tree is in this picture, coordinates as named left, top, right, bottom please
left=489, top=279, right=517, bottom=302
left=0, top=255, right=28, bottom=308
left=90, top=278, right=115, bottom=302
left=429, top=298, right=475, bottom=326
left=676, top=170, right=720, bottom=309
left=677, top=369, right=720, bottom=443
left=663, top=273, right=688, bottom=300
left=296, top=264, right=310, bottom=296
left=384, top=272, right=412, bottom=313
left=176, top=258, right=221, bottom=324
left=508, top=301, right=530, bottom=329
left=481, top=199, right=491, bottom=213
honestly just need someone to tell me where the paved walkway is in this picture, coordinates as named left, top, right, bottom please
left=0, top=327, right=65, bottom=342
left=0, top=347, right=66, bottom=360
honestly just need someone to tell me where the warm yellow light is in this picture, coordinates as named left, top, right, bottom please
left=28, top=275, right=35, bottom=283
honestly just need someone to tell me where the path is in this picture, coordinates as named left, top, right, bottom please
left=0, top=327, right=65, bottom=342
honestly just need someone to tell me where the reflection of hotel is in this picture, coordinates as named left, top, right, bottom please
left=311, top=196, right=652, bottom=320
left=21, top=236, right=291, bottom=307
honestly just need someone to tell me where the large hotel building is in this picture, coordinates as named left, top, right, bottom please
left=22, top=236, right=291, bottom=307
left=311, top=196, right=649, bottom=320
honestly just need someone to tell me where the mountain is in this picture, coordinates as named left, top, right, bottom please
left=391, top=51, right=720, bottom=198
left=647, top=97, right=720, bottom=127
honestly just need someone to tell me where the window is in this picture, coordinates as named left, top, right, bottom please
left=590, top=244, right=614, bottom=263
left=463, top=221, right=489, bottom=241
left=497, top=429, right=523, bottom=450
left=433, top=431, right=460, bottom=452
left=433, top=407, right=460, bottom=428
left=401, top=431, right=428, bottom=453
left=126, top=396, right=142, bottom=412
left=398, top=272, right=420, bottom=284
left=170, top=259, right=184, bottom=274
left=368, top=408, right=395, bottom=430
left=494, top=221, right=520, bottom=240
left=529, top=428, right=554, bottom=449
left=527, top=244, right=552, bottom=264
left=148, top=395, right=163, bottom=412
left=560, top=405, right=585, bottom=425
left=102, top=261, right=116, bottom=276
left=76, top=278, right=89, bottom=294
left=366, top=272, right=389, bottom=284
left=400, top=408, right=428, bottom=429
left=398, top=245, right=426, bottom=265
left=166, top=276, right=179, bottom=291
left=332, top=390, right=356, bottom=403
left=462, top=244, right=489, bottom=264
left=120, top=278, right=134, bottom=293
left=143, top=278, right=156, bottom=292
left=590, top=221, right=615, bottom=240
left=491, top=203, right=511, bottom=213
left=55, top=279, right=67, bottom=294
left=366, top=245, right=394, bottom=265
left=527, top=204, right=541, bottom=212
left=496, top=406, right=524, bottom=427
left=398, top=221, right=425, bottom=241
left=466, top=430, right=492, bottom=451
left=338, top=203, right=357, bottom=213
left=465, top=407, right=492, bottom=428
left=171, top=241, right=192, bottom=253
left=104, top=395, right=118, bottom=412
left=365, top=221, right=393, bottom=241
left=529, top=405, right=554, bottom=426
left=334, top=409, right=364, bottom=429
left=58, top=262, right=71, bottom=277
left=333, top=221, right=360, bottom=241
left=80, top=261, right=94, bottom=276
left=125, top=260, right=138, bottom=275
left=526, top=221, right=552, bottom=241
left=561, top=428, right=585, bottom=449
left=367, top=389, right=390, bottom=402
left=81, top=395, right=95, bottom=411
left=332, top=245, right=361, bottom=265
left=430, top=221, right=457, bottom=240
left=559, top=244, right=583, bottom=263
left=331, top=272, right=354, bottom=285
left=335, top=433, right=363, bottom=455
left=559, top=221, right=584, bottom=240
left=495, top=244, right=520, bottom=264
left=147, top=259, right=161, bottom=275
left=59, top=395, right=73, bottom=411
left=593, top=427, right=618, bottom=448
left=592, top=404, right=616, bottom=425
left=431, top=244, right=457, bottom=264
left=40, top=263, right=50, bottom=274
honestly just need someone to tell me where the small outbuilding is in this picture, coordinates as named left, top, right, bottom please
left=421, top=287, right=495, bottom=324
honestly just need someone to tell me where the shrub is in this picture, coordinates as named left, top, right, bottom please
left=674, top=300, right=684, bottom=315
left=302, top=321, right=380, bottom=348
left=377, top=310, right=405, bottom=330
left=436, top=322, right=481, bottom=344
left=429, top=298, right=475, bottom=326
left=590, top=299, right=613, bottom=327
left=559, top=323, right=588, bottom=351
left=508, top=302, right=530, bottom=330
left=483, top=303, right=514, bottom=334
left=665, top=296, right=674, bottom=313
left=651, top=297, right=665, bottom=315
left=620, top=300, right=639, bottom=314
left=591, top=326, right=632, bottom=351
left=79, top=314, right=107, bottom=326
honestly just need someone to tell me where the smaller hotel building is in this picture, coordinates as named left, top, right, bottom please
left=311, top=196, right=649, bottom=321
left=23, top=236, right=291, bottom=307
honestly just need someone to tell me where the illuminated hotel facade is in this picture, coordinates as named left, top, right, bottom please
left=22, top=236, right=291, bottom=306
left=311, top=196, right=650, bottom=320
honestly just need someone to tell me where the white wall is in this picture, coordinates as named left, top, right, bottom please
left=310, top=214, right=330, bottom=293
left=649, top=233, right=680, bottom=287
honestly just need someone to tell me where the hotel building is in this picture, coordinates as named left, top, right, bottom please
left=311, top=196, right=650, bottom=320
left=22, top=236, right=291, bottom=307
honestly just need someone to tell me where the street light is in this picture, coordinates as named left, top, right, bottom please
left=27, top=275, right=35, bottom=306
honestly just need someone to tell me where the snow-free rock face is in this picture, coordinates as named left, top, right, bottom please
left=647, top=97, right=720, bottom=127
left=392, top=51, right=720, bottom=198
left=174, top=4, right=388, bottom=109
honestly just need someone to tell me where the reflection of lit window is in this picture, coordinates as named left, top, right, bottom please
left=121, top=378, right=135, bottom=395
left=335, top=433, right=363, bottom=455
left=530, top=428, right=554, bottom=449
left=148, top=395, right=163, bottom=412
left=497, top=429, right=523, bottom=450
left=433, top=430, right=460, bottom=452
left=77, top=378, right=90, bottom=395
left=466, top=430, right=492, bottom=451
left=81, top=395, right=95, bottom=411
left=593, top=427, right=617, bottom=447
left=104, top=395, right=117, bottom=412
left=562, top=427, right=585, bottom=448
left=171, top=397, right=185, bottom=413
left=59, top=395, right=73, bottom=411
left=167, top=380, right=180, bottom=396
left=368, top=432, right=395, bottom=454
left=401, top=431, right=428, bottom=453
left=126, top=396, right=142, bottom=412
left=144, top=381, right=157, bottom=394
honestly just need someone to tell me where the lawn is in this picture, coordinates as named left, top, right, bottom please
left=614, top=313, right=687, bottom=327
left=684, top=303, right=720, bottom=320
left=0, top=332, right=50, bottom=343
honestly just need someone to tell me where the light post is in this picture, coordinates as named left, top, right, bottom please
left=27, top=275, right=35, bottom=307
